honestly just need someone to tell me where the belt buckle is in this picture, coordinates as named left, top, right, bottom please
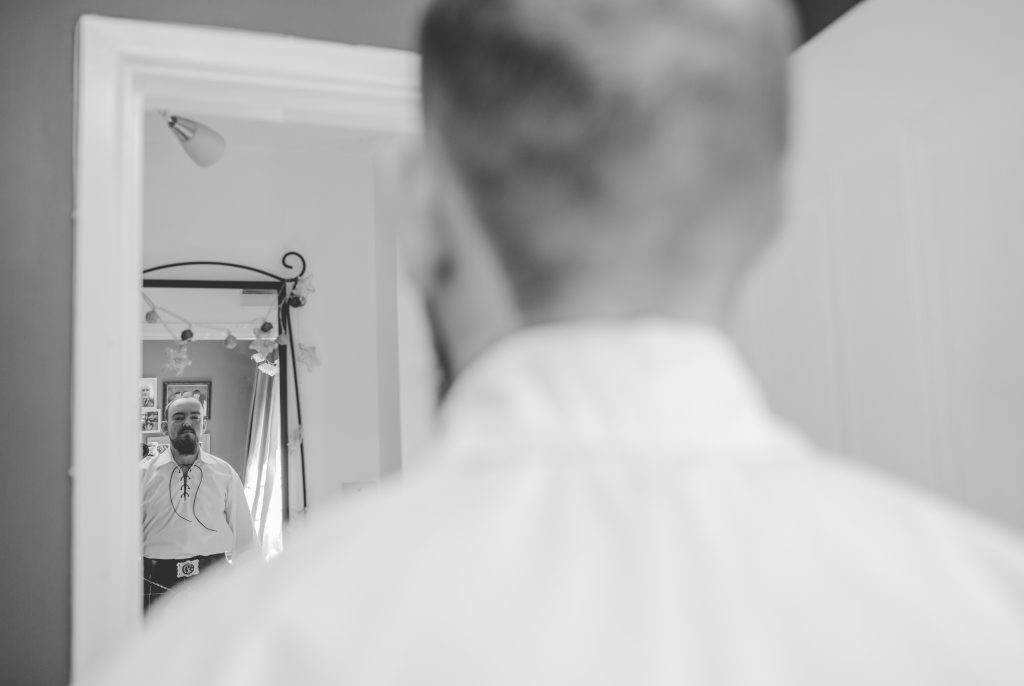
left=176, top=558, right=200, bottom=579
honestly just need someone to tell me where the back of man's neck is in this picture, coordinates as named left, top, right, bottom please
left=524, top=290, right=731, bottom=332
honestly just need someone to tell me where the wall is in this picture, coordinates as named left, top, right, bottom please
left=375, top=145, right=440, bottom=476
left=0, top=1, right=420, bottom=683
left=735, top=0, right=1024, bottom=530
left=142, top=340, right=256, bottom=476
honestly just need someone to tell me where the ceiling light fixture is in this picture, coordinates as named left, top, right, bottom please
left=159, top=110, right=226, bottom=167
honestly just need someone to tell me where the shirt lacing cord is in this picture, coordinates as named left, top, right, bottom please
left=179, top=467, right=191, bottom=500
left=168, top=463, right=217, bottom=533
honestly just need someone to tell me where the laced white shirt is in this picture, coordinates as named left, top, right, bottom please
left=99, top=320, right=1024, bottom=685
left=140, top=449, right=257, bottom=559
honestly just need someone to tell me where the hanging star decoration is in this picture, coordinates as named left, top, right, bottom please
left=296, top=343, right=321, bottom=372
left=248, top=320, right=278, bottom=360
left=143, top=268, right=321, bottom=378
left=142, top=292, right=196, bottom=376
left=288, top=425, right=304, bottom=452
left=163, top=342, right=192, bottom=376
left=288, top=274, right=315, bottom=307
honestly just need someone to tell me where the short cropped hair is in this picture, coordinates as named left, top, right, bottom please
left=164, top=397, right=202, bottom=422
left=420, top=0, right=796, bottom=308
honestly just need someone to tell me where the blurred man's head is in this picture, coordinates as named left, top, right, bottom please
left=411, top=0, right=796, bottom=377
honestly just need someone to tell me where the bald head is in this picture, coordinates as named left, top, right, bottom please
left=165, top=396, right=203, bottom=419
left=420, top=0, right=796, bottom=315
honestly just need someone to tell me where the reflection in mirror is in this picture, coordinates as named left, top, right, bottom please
left=140, top=108, right=410, bottom=496
left=72, top=18, right=424, bottom=672
left=135, top=100, right=426, bottom=620
left=139, top=261, right=308, bottom=612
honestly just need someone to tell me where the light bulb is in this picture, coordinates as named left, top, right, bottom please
left=163, top=113, right=226, bottom=167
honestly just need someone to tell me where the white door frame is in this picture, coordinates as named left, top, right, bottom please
left=73, top=15, right=419, bottom=680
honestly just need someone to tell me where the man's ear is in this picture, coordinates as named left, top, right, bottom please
left=160, top=420, right=168, bottom=435
left=393, top=136, right=454, bottom=292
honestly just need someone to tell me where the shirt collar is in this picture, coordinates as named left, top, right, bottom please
left=434, top=318, right=804, bottom=456
left=154, top=446, right=210, bottom=469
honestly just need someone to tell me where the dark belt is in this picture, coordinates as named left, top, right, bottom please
left=143, top=553, right=226, bottom=583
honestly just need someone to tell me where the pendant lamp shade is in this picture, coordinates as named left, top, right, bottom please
left=162, top=112, right=226, bottom=167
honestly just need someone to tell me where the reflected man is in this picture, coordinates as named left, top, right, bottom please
left=139, top=396, right=256, bottom=611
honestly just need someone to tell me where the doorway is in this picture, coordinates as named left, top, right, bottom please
left=74, top=15, right=426, bottom=680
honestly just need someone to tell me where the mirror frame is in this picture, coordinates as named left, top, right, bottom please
left=73, top=15, right=419, bottom=680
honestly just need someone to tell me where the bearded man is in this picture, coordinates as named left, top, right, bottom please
left=139, top=396, right=256, bottom=611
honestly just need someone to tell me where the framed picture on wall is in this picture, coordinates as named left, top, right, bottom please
left=163, top=380, right=212, bottom=419
left=140, top=408, right=160, bottom=433
left=145, top=435, right=170, bottom=458
left=140, top=377, right=157, bottom=409
left=144, top=434, right=211, bottom=458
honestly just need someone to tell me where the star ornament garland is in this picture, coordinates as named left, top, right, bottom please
left=144, top=275, right=320, bottom=377
left=249, top=331, right=278, bottom=359
left=288, top=274, right=315, bottom=307
left=250, top=328, right=280, bottom=377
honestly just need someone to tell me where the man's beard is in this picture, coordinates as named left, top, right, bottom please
left=171, top=431, right=199, bottom=454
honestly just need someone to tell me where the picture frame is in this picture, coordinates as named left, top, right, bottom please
left=144, top=433, right=211, bottom=458
left=140, top=408, right=160, bottom=433
left=145, top=435, right=170, bottom=458
left=140, top=377, right=157, bottom=409
left=163, top=380, right=212, bottom=419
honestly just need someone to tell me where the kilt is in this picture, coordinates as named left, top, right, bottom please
left=143, top=553, right=226, bottom=611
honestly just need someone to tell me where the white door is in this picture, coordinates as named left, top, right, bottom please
left=735, top=0, right=1024, bottom=532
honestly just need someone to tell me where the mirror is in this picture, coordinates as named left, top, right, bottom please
left=138, top=258, right=307, bottom=609
left=139, top=106, right=414, bottom=512
left=140, top=261, right=308, bottom=504
left=134, top=50, right=441, bottom=616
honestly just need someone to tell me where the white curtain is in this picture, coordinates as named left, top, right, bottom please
left=243, top=371, right=283, bottom=560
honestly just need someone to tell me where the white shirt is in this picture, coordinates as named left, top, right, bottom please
left=140, top=449, right=256, bottom=559
left=99, top=320, right=1024, bottom=685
